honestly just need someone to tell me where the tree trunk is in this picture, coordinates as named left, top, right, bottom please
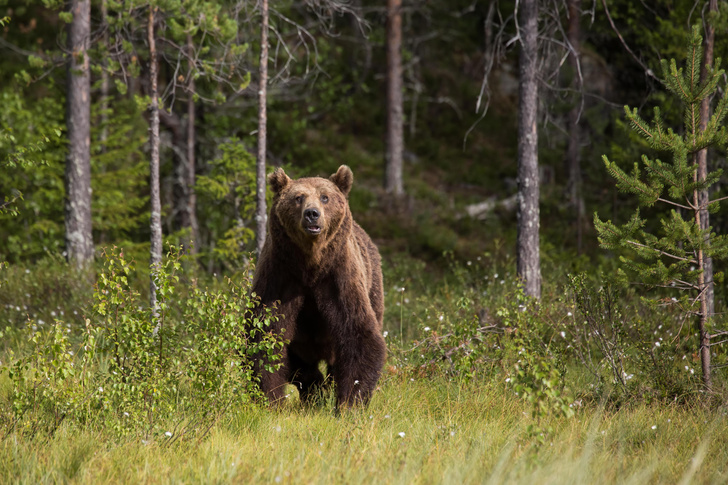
left=385, top=0, right=404, bottom=196
left=255, top=0, right=269, bottom=257
left=696, top=0, right=717, bottom=392
left=693, top=174, right=712, bottom=392
left=65, top=0, right=94, bottom=268
left=565, top=0, right=584, bottom=253
left=516, top=0, right=541, bottom=298
left=148, top=6, right=163, bottom=312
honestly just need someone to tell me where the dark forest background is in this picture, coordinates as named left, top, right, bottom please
left=2, top=0, right=728, bottom=407
left=3, top=0, right=725, bottom=270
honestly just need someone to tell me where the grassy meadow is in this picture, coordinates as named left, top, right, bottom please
left=1, top=250, right=727, bottom=484
left=2, top=374, right=728, bottom=484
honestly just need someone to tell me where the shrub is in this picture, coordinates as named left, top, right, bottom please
left=0, top=247, right=284, bottom=439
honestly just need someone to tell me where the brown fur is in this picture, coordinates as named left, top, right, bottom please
left=252, top=165, right=386, bottom=409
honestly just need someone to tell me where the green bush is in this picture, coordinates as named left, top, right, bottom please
left=1, top=247, right=285, bottom=439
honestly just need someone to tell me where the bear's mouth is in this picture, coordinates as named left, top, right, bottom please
left=304, top=225, right=322, bottom=236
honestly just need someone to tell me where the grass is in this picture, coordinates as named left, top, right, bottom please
left=2, top=372, right=727, bottom=484
left=2, top=252, right=727, bottom=483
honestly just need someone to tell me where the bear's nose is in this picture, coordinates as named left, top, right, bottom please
left=304, top=208, right=320, bottom=223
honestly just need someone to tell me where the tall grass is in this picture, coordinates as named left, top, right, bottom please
left=1, top=251, right=727, bottom=483
left=2, top=374, right=727, bottom=484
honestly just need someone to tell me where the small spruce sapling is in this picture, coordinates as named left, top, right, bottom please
left=594, top=25, right=728, bottom=392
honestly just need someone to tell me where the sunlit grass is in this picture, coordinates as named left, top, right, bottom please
left=2, top=372, right=727, bottom=484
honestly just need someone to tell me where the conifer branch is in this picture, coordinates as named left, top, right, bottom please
left=625, top=107, right=653, bottom=141
left=624, top=239, right=697, bottom=264
left=670, top=62, right=692, bottom=100
left=706, top=195, right=728, bottom=206
left=656, top=198, right=692, bottom=210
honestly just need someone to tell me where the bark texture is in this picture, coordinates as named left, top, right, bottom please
left=696, top=0, right=717, bottom=391
left=516, top=0, right=541, bottom=298
left=148, top=7, right=163, bottom=311
left=384, top=0, right=404, bottom=196
left=65, top=0, right=94, bottom=267
left=256, top=0, right=269, bottom=256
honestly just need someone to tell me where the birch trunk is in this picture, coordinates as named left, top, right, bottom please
left=148, top=6, right=163, bottom=312
left=255, top=0, right=269, bottom=256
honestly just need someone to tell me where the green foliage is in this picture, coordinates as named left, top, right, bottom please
left=566, top=273, right=701, bottom=403
left=91, top=98, right=149, bottom=243
left=566, top=273, right=632, bottom=396
left=396, top=251, right=513, bottom=379
left=498, top=288, right=574, bottom=441
left=595, top=25, right=728, bottom=293
left=1, top=247, right=284, bottom=438
left=392, top=252, right=574, bottom=439
left=196, top=139, right=259, bottom=269
left=6, top=320, right=84, bottom=434
left=0, top=88, right=65, bottom=257
left=182, top=271, right=285, bottom=415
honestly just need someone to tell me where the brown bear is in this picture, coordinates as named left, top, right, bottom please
left=252, top=165, right=386, bottom=409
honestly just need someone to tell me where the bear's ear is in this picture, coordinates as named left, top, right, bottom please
left=330, top=165, right=353, bottom=197
left=268, top=167, right=291, bottom=194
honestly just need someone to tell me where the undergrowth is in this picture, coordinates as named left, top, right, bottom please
left=1, top=247, right=726, bottom=483
left=0, top=246, right=285, bottom=441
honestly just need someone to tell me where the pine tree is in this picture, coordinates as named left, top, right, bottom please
left=517, top=0, right=541, bottom=299
left=594, top=25, right=728, bottom=392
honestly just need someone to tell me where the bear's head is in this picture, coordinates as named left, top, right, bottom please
left=268, top=165, right=354, bottom=248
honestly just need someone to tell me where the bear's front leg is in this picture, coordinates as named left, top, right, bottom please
left=314, top=275, right=387, bottom=410
left=332, top=323, right=386, bottom=409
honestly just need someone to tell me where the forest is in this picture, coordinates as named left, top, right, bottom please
left=2, top=0, right=728, bottom=483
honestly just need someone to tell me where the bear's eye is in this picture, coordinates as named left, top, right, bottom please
left=295, top=195, right=304, bottom=204
left=321, top=195, right=329, bottom=203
